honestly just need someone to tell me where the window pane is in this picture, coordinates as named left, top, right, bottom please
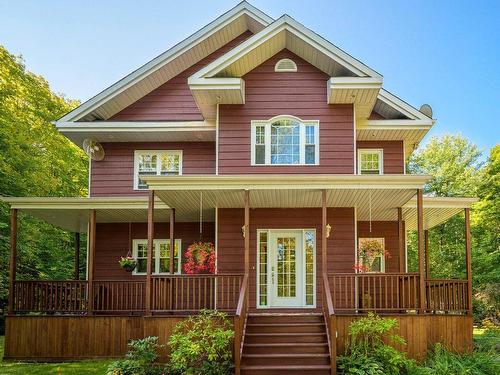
left=305, top=145, right=315, bottom=164
left=271, top=120, right=300, bottom=164
left=360, top=152, right=381, bottom=174
left=160, top=153, right=180, bottom=176
left=258, top=232, right=268, bottom=306
left=304, top=231, right=315, bottom=306
left=138, top=154, right=157, bottom=189
left=255, top=145, right=265, bottom=164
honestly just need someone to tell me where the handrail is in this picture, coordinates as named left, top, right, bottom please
left=234, top=273, right=249, bottom=375
left=322, top=273, right=336, bottom=375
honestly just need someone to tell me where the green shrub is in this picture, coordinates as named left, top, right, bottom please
left=168, top=309, right=234, bottom=375
left=409, top=343, right=500, bottom=375
left=475, top=321, right=500, bottom=353
left=106, top=336, right=164, bottom=375
left=338, top=313, right=415, bottom=375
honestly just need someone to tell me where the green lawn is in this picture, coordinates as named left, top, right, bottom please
left=0, top=336, right=112, bottom=375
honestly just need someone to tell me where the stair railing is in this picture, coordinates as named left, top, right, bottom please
left=322, top=273, right=337, bottom=375
left=234, top=273, right=249, bottom=375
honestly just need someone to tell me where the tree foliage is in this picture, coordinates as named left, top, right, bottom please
left=407, top=135, right=499, bottom=322
left=0, top=45, right=87, bottom=310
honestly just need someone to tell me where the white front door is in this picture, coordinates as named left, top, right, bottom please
left=269, top=230, right=303, bottom=307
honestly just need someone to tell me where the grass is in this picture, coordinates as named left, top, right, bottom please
left=0, top=335, right=112, bottom=375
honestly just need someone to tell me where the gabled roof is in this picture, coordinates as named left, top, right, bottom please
left=58, top=1, right=273, bottom=122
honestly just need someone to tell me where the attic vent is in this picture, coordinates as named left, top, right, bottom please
left=275, top=58, right=297, bottom=72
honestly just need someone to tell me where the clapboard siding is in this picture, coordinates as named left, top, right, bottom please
left=218, top=50, right=355, bottom=174
left=94, top=222, right=215, bottom=280
left=217, top=207, right=355, bottom=310
left=111, top=31, right=253, bottom=121
left=357, top=140, right=404, bottom=174
left=90, top=142, right=215, bottom=196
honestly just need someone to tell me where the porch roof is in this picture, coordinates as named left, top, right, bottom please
left=143, top=174, right=432, bottom=222
left=0, top=196, right=171, bottom=232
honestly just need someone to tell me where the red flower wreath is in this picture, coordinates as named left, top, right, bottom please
left=183, top=242, right=216, bottom=274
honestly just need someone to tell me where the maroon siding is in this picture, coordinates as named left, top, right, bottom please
left=93, top=222, right=215, bottom=280
left=218, top=50, right=355, bottom=174
left=90, top=142, right=215, bottom=196
left=357, top=141, right=405, bottom=174
left=111, top=31, right=253, bottom=121
left=357, top=221, right=405, bottom=272
left=217, top=207, right=355, bottom=309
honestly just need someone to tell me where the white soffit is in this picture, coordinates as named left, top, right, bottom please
left=0, top=197, right=172, bottom=232
left=57, top=121, right=216, bottom=148
left=57, top=2, right=273, bottom=122
left=402, top=197, right=478, bottom=230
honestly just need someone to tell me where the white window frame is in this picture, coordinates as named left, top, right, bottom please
left=133, top=150, right=183, bottom=190
left=357, top=149, right=383, bottom=175
left=132, top=239, right=182, bottom=275
left=358, top=237, right=386, bottom=273
left=251, top=115, right=319, bottom=166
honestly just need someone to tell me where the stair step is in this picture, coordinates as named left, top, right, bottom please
left=244, top=342, right=329, bottom=354
left=242, top=353, right=330, bottom=366
left=241, top=364, right=331, bottom=375
left=248, top=313, right=323, bottom=324
left=246, top=323, right=325, bottom=333
left=245, top=332, right=327, bottom=344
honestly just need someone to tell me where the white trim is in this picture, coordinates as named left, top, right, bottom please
left=215, top=104, right=219, bottom=175
left=365, top=120, right=434, bottom=128
left=353, top=105, right=357, bottom=174
left=133, top=150, right=183, bottom=190
left=257, top=228, right=316, bottom=309
left=132, top=238, right=182, bottom=275
left=403, top=140, right=407, bottom=174
left=58, top=2, right=273, bottom=122
left=56, top=121, right=213, bottom=130
left=378, top=89, right=434, bottom=122
left=404, top=229, right=408, bottom=273
left=357, top=149, right=384, bottom=175
left=192, top=15, right=381, bottom=80
left=250, top=115, right=320, bottom=166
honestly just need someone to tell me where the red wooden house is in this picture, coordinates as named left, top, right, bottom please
left=2, top=2, right=476, bottom=373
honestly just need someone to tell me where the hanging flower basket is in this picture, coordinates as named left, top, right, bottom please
left=119, top=256, right=137, bottom=272
left=184, top=242, right=216, bottom=274
left=355, top=238, right=390, bottom=273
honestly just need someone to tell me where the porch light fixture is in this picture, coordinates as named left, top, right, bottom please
left=326, top=224, right=332, bottom=238
left=241, top=225, right=246, bottom=238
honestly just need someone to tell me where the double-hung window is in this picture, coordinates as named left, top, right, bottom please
left=134, top=150, right=182, bottom=189
left=251, top=116, right=319, bottom=165
left=358, top=149, right=383, bottom=175
left=132, top=239, right=182, bottom=275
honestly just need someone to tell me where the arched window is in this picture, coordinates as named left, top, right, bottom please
left=251, top=116, right=319, bottom=165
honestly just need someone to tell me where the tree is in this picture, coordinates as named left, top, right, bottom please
left=0, top=45, right=87, bottom=311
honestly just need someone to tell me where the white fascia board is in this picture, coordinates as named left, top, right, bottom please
left=191, top=15, right=382, bottom=81
left=328, top=77, right=383, bottom=90
left=56, top=121, right=213, bottom=131
left=365, top=120, right=434, bottom=129
left=403, top=196, right=478, bottom=209
left=188, top=77, right=244, bottom=91
left=58, top=2, right=273, bottom=123
left=378, top=89, right=435, bottom=122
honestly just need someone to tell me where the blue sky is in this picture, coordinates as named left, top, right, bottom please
left=1, top=0, right=498, bottom=154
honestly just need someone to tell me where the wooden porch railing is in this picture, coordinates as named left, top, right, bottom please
left=328, top=273, right=421, bottom=312
left=322, top=273, right=336, bottom=375
left=426, top=279, right=469, bottom=313
left=13, top=280, right=88, bottom=313
left=234, top=274, right=249, bottom=375
left=93, top=280, right=146, bottom=312
left=151, top=274, right=244, bottom=312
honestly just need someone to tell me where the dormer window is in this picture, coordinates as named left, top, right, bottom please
left=251, top=116, right=319, bottom=166
left=358, top=149, right=383, bottom=175
left=275, top=58, right=297, bottom=72
left=134, top=150, right=182, bottom=189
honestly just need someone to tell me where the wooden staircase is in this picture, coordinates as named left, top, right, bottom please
left=240, top=313, right=332, bottom=374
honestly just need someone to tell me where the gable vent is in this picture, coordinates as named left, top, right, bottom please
left=275, top=58, right=297, bottom=72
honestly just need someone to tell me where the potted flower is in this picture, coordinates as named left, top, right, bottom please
left=119, top=256, right=137, bottom=272
left=184, top=242, right=216, bottom=274
left=356, top=238, right=389, bottom=273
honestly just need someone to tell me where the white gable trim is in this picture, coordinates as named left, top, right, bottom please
left=57, top=2, right=273, bottom=123
left=190, top=15, right=382, bottom=81
left=378, top=89, right=434, bottom=121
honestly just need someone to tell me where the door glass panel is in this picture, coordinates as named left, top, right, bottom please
left=304, top=231, right=315, bottom=306
left=276, top=236, right=297, bottom=297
